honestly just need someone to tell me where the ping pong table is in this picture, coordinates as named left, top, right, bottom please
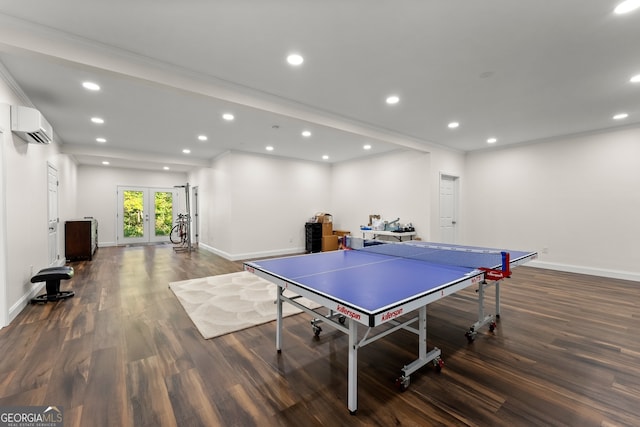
left=244, top=238, right=537, bottom=414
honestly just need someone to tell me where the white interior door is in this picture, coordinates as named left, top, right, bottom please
left=192, top=186, right=199, bottom=246
left=117, top=186, right=179, bottom=245
left=439, top=174, right=458, bottom=243
left=47, top=163, right=59, bottom=265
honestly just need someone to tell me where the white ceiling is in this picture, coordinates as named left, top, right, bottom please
left=0, top=1, right=639, bottom=171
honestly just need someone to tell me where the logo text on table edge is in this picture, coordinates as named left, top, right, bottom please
left=336, top=305, right=361, bottom=320
left=381, top=308, right=403, bottom=321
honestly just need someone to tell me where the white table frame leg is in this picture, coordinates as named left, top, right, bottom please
left=347, top=319, right=358, bottom=414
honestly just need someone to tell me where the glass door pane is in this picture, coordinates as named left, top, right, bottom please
left=150, top=190, right=174, bottom=243
left=120, top=189, right=147, bottom=244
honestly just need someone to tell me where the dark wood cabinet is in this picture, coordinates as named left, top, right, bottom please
left=65, top=219, right=98, bottom=261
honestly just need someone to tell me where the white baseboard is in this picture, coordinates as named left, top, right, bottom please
left=528, top=260, right=640, bottom=282
left=8, top=281, right=44, bottom=324
left=7, top=261, right=71, bottom=326
left=198, top=242, right=305, bottom=261
left=97, top=241, right=117, bottom=247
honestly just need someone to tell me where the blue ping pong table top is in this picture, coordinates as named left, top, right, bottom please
left=245, top=244, right=534, bottom=315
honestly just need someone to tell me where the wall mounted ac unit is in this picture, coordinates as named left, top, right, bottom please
left=10, top=105, right=53, bottom=144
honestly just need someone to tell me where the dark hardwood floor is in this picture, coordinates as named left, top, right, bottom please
left=0, top=244, right=638, bottom=426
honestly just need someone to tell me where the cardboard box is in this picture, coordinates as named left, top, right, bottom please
left=315, top=212, right=333, bottom=223
left=333, top=229, right=350, bottom=237
left=322, top=234, right=339, bottom=252
left=322, top=222, right=333, bottom=236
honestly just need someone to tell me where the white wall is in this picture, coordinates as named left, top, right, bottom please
left=331, top=147, right=467, bottom=243
left=0, top=114, right=8, bottom=327
left=0, top=92, right=78, bottom=324
left=463, top=127, right=640, bottom=281
left=331, top=150, right=432, bottom=238
left=55, top=153, right=78, bottom=231
left=231, top=152, right=331, bottom=256
left=76, top=165, right=188, bottom=246
left=192, top=151, right=331, bottom=259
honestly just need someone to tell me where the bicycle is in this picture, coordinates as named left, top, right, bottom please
left=170, top=213, right=189, bottom=245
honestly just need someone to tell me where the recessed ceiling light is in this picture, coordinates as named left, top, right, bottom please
left=182, top=149, right=191, bottom=154
left=163, top=166, right=170, bottom=170
left=631, top=74, right=640, bottom=83
left=363, top=144, right=372, bottom=150
left=101, top=161, right=110, bottom=165
left=613, top=113, right=629, bottom=120
left=222, top=113, right=234, bottom=121
left=287, top=54, right=304, bottom=66
left=614, top=0, right=640, bottom=14
left=198, top=135, right=208, bottom=141
left=487, top=138, right=497, bottom=144
left=82, top=81, right=100, bottom=91
left=91, top=117, right=104, bottom=124
left=322, top=155, right=329, bottom=160
left=386, top=95, right=400, bottom=105
left=448, top=121, right=460, bottom=129
left=302, top=130, right=311, bottom=137
left=266, top=146, right=274, bottom=151
left=96, top=137, right=107, bottom=143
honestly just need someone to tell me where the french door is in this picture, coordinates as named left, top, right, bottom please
left=117, top=186, right=179, bottom=244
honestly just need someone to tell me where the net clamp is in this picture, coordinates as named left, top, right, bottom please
left=479, top=268, right=510, bottom=281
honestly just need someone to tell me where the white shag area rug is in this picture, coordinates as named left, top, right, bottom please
left=169, top=271, right=318, bottom=339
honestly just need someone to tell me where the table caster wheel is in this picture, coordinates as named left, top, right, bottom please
left=433, top=357, right=444, bottom=372
left=489, top=321, right=497, bottom=332
left=313, top=325, right=322, bottom=337
left=465, top=329, right=476, bottom=343
left=395, top=375, right=410, bottom=391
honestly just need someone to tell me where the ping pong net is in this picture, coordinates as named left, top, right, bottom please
left=345, top=237, right=511, bottom=281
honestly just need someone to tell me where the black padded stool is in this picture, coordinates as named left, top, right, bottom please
left=30, top=266, right=75, bottom=304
